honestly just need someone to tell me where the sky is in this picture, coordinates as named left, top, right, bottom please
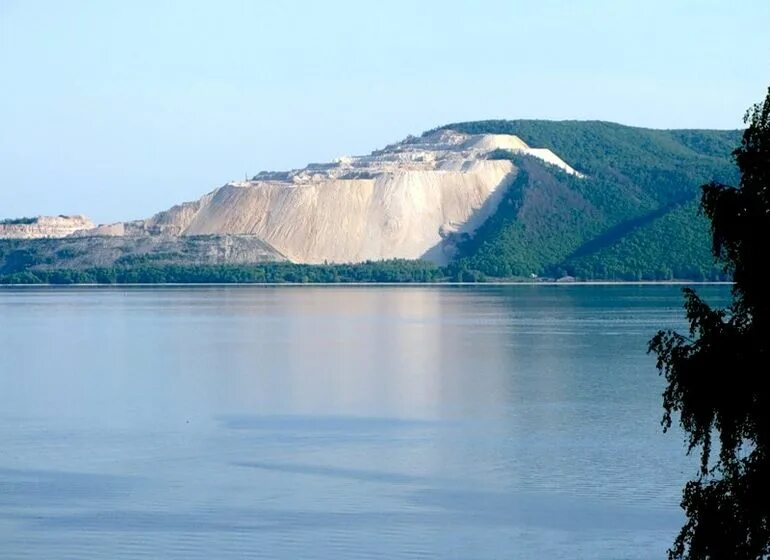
left=1, top=1, right=769, bottom=224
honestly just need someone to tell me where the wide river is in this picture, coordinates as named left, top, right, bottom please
left=0, top=285, right=729, bottom=559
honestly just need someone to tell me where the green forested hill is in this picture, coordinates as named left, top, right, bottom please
left=442, top=120, right=740, bottom=280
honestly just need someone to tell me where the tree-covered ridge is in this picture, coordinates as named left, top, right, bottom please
left=442, top=120, right=740, bottom=280
left=564, top=199, right=727, bottom=281
left=0, top=260, right=446, bottom=285
left=0, top=217, right=36, bottom=225
left=439, top=120, right=740, bottom=186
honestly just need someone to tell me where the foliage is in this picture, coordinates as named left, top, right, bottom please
left=441, top=120, right=740, bottom=280
left=452, top=155, right=610, bottom=277
left=0, top=217, right=36, bottom=225
left=0, top=247, right=47, bottom=274
left=564, top=200, right=728, bottom=281
left=649, top=88, right=770, bottom=559
left=438, top=120, right=740, bottom=198
left=0, top=259, right=446, bottom=284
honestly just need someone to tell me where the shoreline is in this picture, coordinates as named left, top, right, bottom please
left=0, top=281, right=734, bottom=288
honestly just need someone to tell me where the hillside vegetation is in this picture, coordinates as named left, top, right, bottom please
left=442, top=120, right=740, bottom=280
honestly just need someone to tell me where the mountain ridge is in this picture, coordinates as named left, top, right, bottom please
left=50, top=129, right=584, bottom=265
left=0, top=120, right=741, bottom=282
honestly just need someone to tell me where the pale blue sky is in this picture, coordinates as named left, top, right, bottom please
left=2, top=0, right=769, bottom=223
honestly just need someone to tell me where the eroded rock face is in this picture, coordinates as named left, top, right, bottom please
left=79, top=130, right=581, bottom=264
left=0, top=215, right=94, bottom=239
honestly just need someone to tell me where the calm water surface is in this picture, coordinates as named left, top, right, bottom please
left=0, top=285, right=729, bottom=559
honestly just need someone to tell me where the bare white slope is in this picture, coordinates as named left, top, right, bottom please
left=85, top=130, right=581, bottom=264
left=0, top=215, right=94, bottom=239
left=172, top=161, right=513, bottom=263
left=462, top=134, right=583, bottom=176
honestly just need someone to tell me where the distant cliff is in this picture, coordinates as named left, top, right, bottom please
left=73, top=130, right=580, bottom=265
left=0, top=215, right=93, bottom=239
left=0, top=121, right=741, bottom=281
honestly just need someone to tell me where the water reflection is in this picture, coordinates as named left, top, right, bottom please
left=0, top=285, right=729, bottom=559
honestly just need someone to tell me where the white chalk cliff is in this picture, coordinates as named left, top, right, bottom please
left=80, top=130, right=582, bottom=264
left=0, top=215, right=94, bottom=239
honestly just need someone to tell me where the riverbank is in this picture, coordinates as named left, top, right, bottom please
left=0, top=281, right=734, bottom=288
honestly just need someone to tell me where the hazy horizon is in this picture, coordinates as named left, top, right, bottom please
left=2, top=0, right=769, bottom=224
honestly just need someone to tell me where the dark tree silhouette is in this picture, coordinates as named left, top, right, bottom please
left=650, top=88, right=770, bottom=560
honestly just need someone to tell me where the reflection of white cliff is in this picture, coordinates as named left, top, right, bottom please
left=81, top=130, right=582, bottom=264
left=215, top=287, right=514, bottom=420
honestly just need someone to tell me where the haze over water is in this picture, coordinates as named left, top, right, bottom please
left=0, top=285, right=729, bottom=559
